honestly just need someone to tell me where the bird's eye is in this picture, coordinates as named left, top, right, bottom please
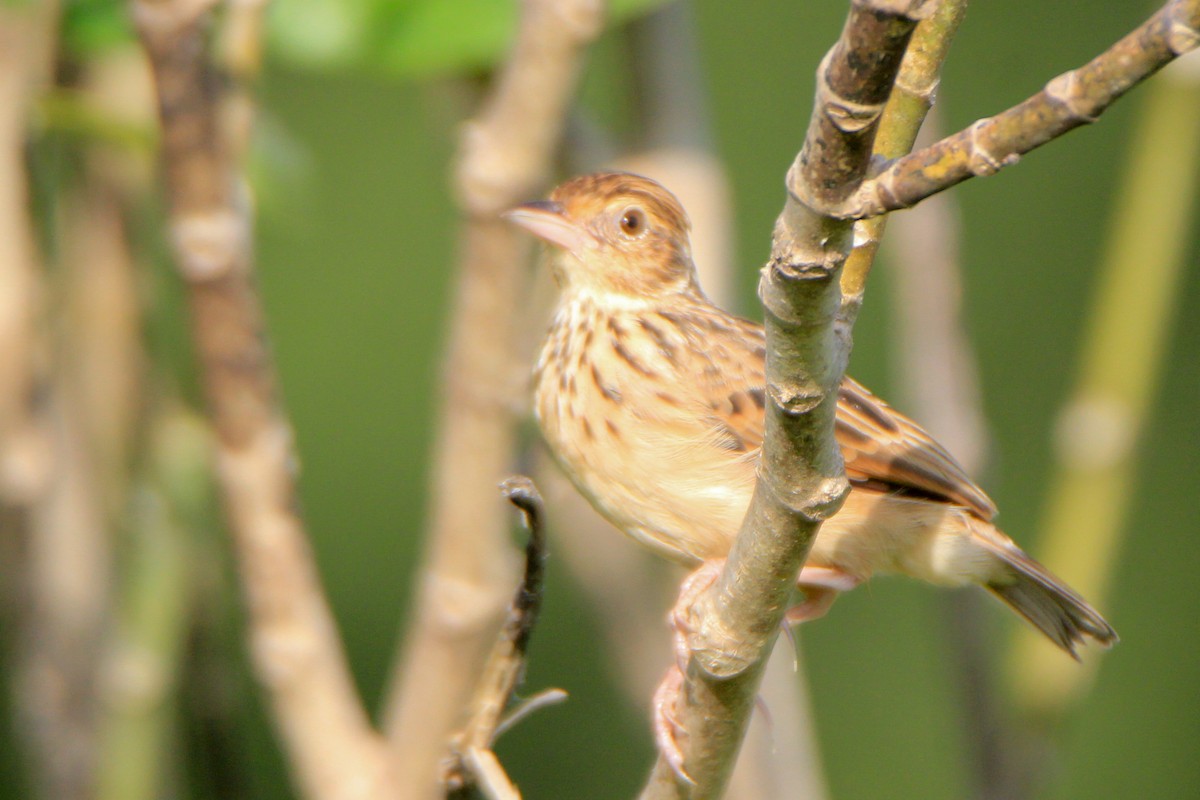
left=618, top=207, right=646, bottom=236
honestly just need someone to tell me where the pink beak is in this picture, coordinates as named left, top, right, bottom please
left=503, top=200, right=591, bottom=259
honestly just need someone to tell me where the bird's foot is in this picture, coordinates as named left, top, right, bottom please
left=786, top=566, right=859, bottom=625
left=652, top=560, right=725, bottom=784
left=668, top=558, right=725, bottom=669
left=652, top=664, right=694, bottom=785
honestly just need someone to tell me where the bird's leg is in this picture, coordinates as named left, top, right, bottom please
left=786, top=566, right=860, bottom=625
left=668, top=559, right=724, bottom=668
left=654, top=563, right=858, bottom=781
left=653, top=558, right=724, bottom=784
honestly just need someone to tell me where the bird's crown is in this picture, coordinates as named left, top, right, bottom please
left=506, top=172, right=700, bottom=299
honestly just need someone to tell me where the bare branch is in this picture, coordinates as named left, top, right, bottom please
left=445, top=477, right=557, bottom=799
left=851, top=0, right=1200, bottom=219
left=842, top=0, right=968, bottom=308
left=640, top=2, right=932, bottom=796
left=0, top=5, right=110, bottom=798
left=96, top=409, right=202, bottom=800
left=383, top=2, right=604, bottom=795
left=133, top=1, right=395, bottom=797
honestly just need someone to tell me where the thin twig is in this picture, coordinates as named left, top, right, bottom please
left=133, top=1, right=395, bottom=797
left=383, top=2, right=604, bottom=796
left=640, top=3, right=933, bottom=796
left=849, top=0, right=1200, bottom=219
left=95, top=409, right=204, bottom=800
left=461, top=749, right=522, bottom=800
left=445, top=477, right=558, bottom=799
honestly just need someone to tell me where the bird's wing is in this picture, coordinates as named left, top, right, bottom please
left=835, top=376, right=997, bottom=519
left=703, top=320, right=997, bottom=520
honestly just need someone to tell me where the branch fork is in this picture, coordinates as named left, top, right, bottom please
left=846, top=0, right=1200, bottom=219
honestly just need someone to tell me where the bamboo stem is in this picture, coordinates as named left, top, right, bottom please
left=1009, top=52, right=1200, bottom=718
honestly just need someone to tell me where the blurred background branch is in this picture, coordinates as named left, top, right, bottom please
left=883, top=111, right=1015, bottom=800
left=383, top=1, right=604, bottom=797
left=1, top=5, right=111, bottom=800
left=134, top=0, right=395, bottom=796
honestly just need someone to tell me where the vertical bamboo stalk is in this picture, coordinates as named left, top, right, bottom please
left=1010, top=54, right=1200, bottom=717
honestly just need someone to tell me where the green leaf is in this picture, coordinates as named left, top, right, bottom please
left=371, top=0, right=518, bottom=77
left=61, top=0, right=135, bottom=57
left=267, top=0, right=673, bottom=79
left=266, top=0, right=378, bottom=70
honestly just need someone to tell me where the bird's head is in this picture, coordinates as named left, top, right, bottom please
left=504, top=172, right=700, bottom=301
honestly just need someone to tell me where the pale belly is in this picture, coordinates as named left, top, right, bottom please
left=544, top=405, right=998, bottom=588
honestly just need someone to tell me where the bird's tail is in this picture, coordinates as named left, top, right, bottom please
left=974, top=528, right=1118, bottom=658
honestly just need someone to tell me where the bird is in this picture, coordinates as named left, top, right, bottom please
left=505, top=171, right=1116, bottom=767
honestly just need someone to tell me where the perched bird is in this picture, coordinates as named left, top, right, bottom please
left=506, top=171, right=1116, bottom=654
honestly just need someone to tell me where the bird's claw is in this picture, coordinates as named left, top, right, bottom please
left=652, top=665, right=694, bottom=785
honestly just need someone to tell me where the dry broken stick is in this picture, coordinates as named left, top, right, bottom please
left=383, top=1, right=604, bottom=797
left=133, top=1, right=395, bottom=797
left=444, top=477, right=564, bottom=799
left=640, top=3, right=933, bottom=797
left=849, top=0, right=1200, bottom=219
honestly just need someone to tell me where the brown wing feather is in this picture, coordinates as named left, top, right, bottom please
left=836, top=377, right=997, bottom=519
left=701, top=317, right=996, bottom=520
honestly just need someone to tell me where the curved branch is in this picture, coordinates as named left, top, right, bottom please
left=134, top=2, right=395, bottom=797
left=445, top=478, right=556, bottom=798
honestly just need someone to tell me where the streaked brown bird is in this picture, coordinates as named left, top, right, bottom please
left=506, top=172, right=1115, bottom=754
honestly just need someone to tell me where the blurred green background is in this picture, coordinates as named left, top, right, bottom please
left=3, top=0, right=1199, bottom=798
